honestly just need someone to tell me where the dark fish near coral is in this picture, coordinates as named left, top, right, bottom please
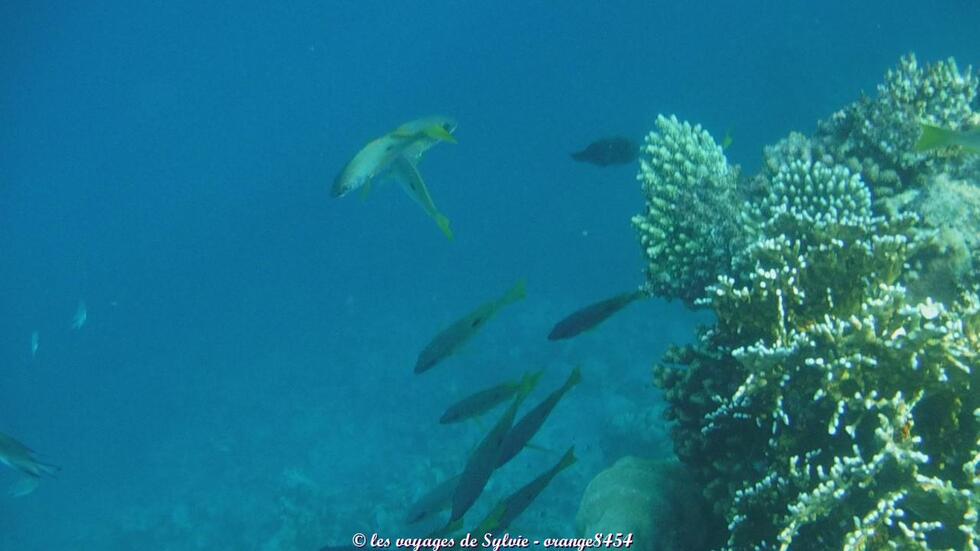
left=916, top=123, right=980, bottom=154
left=405, top=474, right=460, bottom=524
left=415, top=280, right=527, bottom=374
left=548, top=290, right=646, bottom=341
left=449, top=381, right=534, bottom=525
left=440, top=370, right=543, bottom=424
left=570, top=137, right=638, bottom=166
left=496, top=366, right=581, bottom=468
left=475, top=446, right=576, bottom=533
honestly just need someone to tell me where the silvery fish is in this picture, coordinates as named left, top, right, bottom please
left=0, top=431, right=58, bottom=497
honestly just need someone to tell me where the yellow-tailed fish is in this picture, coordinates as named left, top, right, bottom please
left=332, top=116, right=457, bottom=238
left=475, top=446, right=576, bottom=532
left=916, top=123, right=980, bottom=154
left=405, top=474, right=460, bottom=525
left=496, top=366, right=581, bottom=468
left=389, top=154, right=453, bottom=239
left=0, top=431, right=58, bottom=497
left=391, top=116, right=458, bottom=144
left=415, top=280, right=526, bottom=374
left=547, top=290, right=645, bottom=341
left=440, top=370, right=543, bottom=424
left=448, top=379, right=535, bottom=525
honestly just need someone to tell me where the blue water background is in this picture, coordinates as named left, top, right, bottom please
left=1, top=1, right=977, bottom=548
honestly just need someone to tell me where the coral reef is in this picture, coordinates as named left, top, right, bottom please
left=814, top=54, right=978, bottom=195
left=632, top=114, right=743, bottom=307
left=639, top=55, right=980, bottom=550
left=575, top=457, right=715, bottom=551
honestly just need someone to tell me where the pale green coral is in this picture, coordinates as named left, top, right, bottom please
left=712, top=283, right=978, bottom=550
left=815, top=54, right=978, bottom=194
left=645, top=55, right=980, bottom=551
left=884, top=173, right=980, bottom=302
left=632, top=114, right=742, bottom=306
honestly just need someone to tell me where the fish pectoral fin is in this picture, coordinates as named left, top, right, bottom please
left=391, top=157, right=430, bottom=208
left=524, top=441, right=552, bottom=453
left=8, top=475, right=39, bottom=497
left=391, top=156, right=453, bottom=239
left=358, top=179, right=375, bottom=201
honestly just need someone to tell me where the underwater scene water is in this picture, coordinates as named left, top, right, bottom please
left=2, top=2, right=979, bottom=550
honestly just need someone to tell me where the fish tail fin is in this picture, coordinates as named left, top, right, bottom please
left=518, top=369, right=543, bottom=395
left=477, top=502, right=508, bottom=533
left=566, top=365, right=583, bottom=389
left=521, top=369, right=545, bottom=392
left=502, top=279, right=527, bottom=305
left=434, top=213, right=454, bottom=240
left=559, top=446, right=577, bottom=469
left=721, top=128, right=734, bottom=150
left=916, top=123, right=954, bottom=152
left=425, top=124, right=458, bottom=144
left=435, top=517, right=465, bottom=537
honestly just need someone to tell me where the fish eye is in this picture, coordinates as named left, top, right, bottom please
left=443, top=123, right=453, bottom=131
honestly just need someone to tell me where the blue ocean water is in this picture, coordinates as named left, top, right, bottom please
left=0, top=2, right=977, bottom=549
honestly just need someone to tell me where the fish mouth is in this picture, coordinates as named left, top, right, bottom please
left=330, top=175, right=353, bottom=198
